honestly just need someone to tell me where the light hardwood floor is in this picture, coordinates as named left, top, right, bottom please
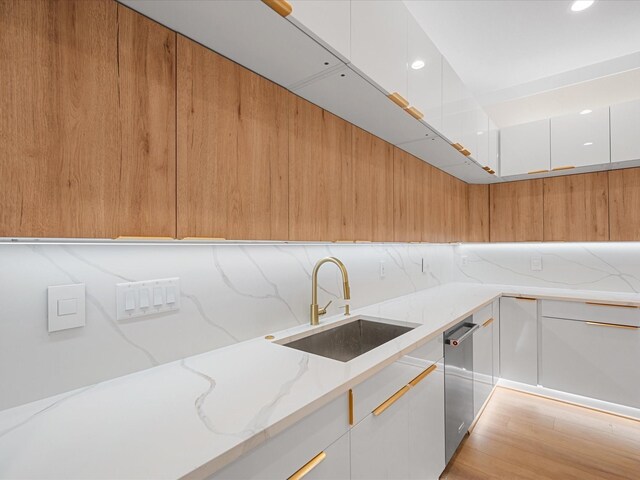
left=441, top=387, right=640, bottom=479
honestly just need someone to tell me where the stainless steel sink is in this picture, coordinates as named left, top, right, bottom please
left=278, top=317, right=417, bottom=362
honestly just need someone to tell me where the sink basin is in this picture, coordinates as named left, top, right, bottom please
left=277, top=317, right=417, bottom=362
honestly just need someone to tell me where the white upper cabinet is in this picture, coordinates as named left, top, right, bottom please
left=441, top=59, right=469, bottom=144
left=500, top=119, right=551, bottom=177
left=288, top=0, right=351, bottom=62
left=351, top=0, right=408, bottom=100
left=407, top=13, right=443, bottom=130
left=488, top=119, right=500, bottom=173
left=610, top=99, right=640, bottom=164
left=473, top=108, right=490, bottom=168
left=550, top=107, right=610, bottom=170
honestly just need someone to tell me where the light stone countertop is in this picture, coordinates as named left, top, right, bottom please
left=0, top=282, right=638, bottom=480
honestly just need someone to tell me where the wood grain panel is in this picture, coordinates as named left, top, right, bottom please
left=0, top=0, right=119, bottom=237
left=117, top=5, right=176, bottom=237
left=543, top=172, right=608, bottom=242
left=288, top=96, right=353, bottom=241
left=609, top=168, right=640, bottom=241
left=353, top=128, right=394, bottom=242
left=177, top=35, right=288, bottom=240
left=424, top=166, right=468, bottom=243
left=450, top=175, right=469, bottom=242
left=467, top=184, right=489, bottom=242
left=393, top=148, right=423, bottom=242
left=490, top=179, right=543, bottom=242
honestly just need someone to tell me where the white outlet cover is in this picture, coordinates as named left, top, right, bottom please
left=461, top=255, right=469, bottom=266
left=48, top=284, right=86, bottom=333
left=531, top=256, right=543, bottom=271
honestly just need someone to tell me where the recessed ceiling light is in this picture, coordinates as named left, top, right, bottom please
left=411, top=59, right=425, bottom=70
left=583, top=142, right=593, bottom=146
left=580, top=109, right=592, bottom=115
left=571, top=0, right=594, bottom=12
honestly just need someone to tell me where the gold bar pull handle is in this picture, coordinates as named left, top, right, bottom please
left=409, top=364, right=437, bottom=387
left=288, top=451, right=326, bottom=480
left=404, top=106, right=424, bottom=120
left=585, top=301, right=639, bottom=309
left=527, top=169, right=550, bottom=175
left=551, top=165, right=575, bottom=171
left=585, top=321, right=640, bottom=331
left=451, top=143, right=464, bottom=151
left=262, top=0, right=293, bottom=17
left=372, top=385, right=411, bottom=416
left=348, top=389, right=354, bottom=426
left=514, top=296, right=537, bottom=301
left=482, top=317, right=494, bottom=328
left=388, top=92, right=410, bottom=109
left=459, top=148, right=472, bottom=157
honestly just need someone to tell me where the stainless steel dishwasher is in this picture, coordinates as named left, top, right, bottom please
left=444, top=318, right=479, bottom=463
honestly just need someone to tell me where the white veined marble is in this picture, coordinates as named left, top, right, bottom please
left=0, top=242, right=455, bottom=409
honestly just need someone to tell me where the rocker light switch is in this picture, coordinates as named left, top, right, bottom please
left=48, top=284, right=86, bottom=333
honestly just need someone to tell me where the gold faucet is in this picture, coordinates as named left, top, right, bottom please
left=310, top=257, right=351, bottom=326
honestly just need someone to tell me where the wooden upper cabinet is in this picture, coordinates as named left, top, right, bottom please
left=177, top=35, right=288, bottom=240
left=543, top=172, right=609, bottom=242
left=288, top=95, right=353, bottom=241
left=424, top=165, right=468, bottom=243
left=1, top=0, right=119, bottom=238
left=394, top=148, right=423, bottom=242
left=467, top=184, right=489, bottom=242
left=490, top=179, right=543, bottom=242
left=0, top=0, right=176, bottom=238
left=609, top=168, right=640, bottom=241
left=117, top=5, right=176, bottom=237
left=353, top=127, right=394, bottom=242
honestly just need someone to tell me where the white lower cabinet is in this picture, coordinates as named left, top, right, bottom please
left=540, top=316, right=640, bottom=409
left=301, top=432, right=351, bottom=480
left=472, top=313, right=493, bottom=417
left=492, top=300, right=501, bottom=384
left=500, top=297, right=538, bottom=385
left=351, top=358, right=445, bottom=480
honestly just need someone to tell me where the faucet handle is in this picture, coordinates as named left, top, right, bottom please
left=339, top=303, right=351, bottom=316
left=318, top=300, right=333, bottom=316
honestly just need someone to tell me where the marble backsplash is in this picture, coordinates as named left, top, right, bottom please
left=0, top=242, right=455, bottom=410
left=455, top=242, right=640, bottom=294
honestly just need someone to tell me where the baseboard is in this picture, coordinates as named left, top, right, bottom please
left=497, top=379, right=640, bottom=422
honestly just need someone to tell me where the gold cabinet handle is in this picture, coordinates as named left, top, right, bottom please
left=459, top=148, right=471, bottom=157
left=262, top=0, right=293, bottom=17
left=388, top=92, right=409, bottom=109
left=551, top=165, right=575, bottom=171
left=514, top=296, right=537, bottom=301
left=288, top=451, right=326, bottom=480
left=527, top=169, right=549, bottom=175
left=451, top=143, right=464, bottom=151
left=348, top=389, right=354, bottom=426
left=482, top=317, right=494, bottom=328
left=404, top=106, right=423, bottom=120
left=372, top=385, right=410, bottom=416
left=586, top=321, right=639, bottom=331
left=585, top=301, right=639, bottom=309
left=408, top=364, right=437, bottom=387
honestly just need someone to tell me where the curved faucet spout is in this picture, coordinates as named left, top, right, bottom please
left=310, top=257, right=351, bottom=326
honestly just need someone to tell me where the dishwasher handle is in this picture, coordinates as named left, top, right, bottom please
left=445, top=323, right=479, bottom=347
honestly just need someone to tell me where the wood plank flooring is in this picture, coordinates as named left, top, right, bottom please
left=441, top=387, right=640, bottom=480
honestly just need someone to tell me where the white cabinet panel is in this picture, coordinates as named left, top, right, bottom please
left=540, top=317, right=640, bottom=409
left=492, top=300, right=501, bottom=384
left=550, top=107, right=610, bottom=169
left=500, top=119, right=551, bottom=177
left=211, top=395, right=349, bottom=479
left=351, top=0, right=408, bottom=99
left=500, top=297, right=538, bottom=385
left=474, top=109, right=490, bottom=168
left=302, top=432, right=351, bottom=480
left=408, top=363, right=446, bottom=480
left=488, top=119, right=499, bottom=173
left=288, top=0, right=350, bottom=61
left=407, top=14, right=442, bottom=130
left=541, top=299, right=640, bottom=328
left=610, top=99, right=640, bottom=164
left=441, top=60, right=473, bottom=146
left=472, top=319, right=493, bottom=417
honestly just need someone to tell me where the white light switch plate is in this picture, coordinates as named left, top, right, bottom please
left=116, top=278, right=180, bottom=320
left=48, top=284, right=86, bottom=333
left=530, top=256, right=543, bottom=271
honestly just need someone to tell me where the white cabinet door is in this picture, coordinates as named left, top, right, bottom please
left=472, top=319, right=493, bottom=418
left=407, top=13, right=442, bottom=130
left=500, top=297, right=538, bottom=385
left=550, top=107, right=610, bottom=169
left=351, top=385, right=411, bottom=480
left=442, top=59, right=472, bottom=146
left=301, top=432, right=351, bottom=480
left=500, top=119, right=551, bottom=176
left=408, top=362, right=446, bottom=480
left=488, top=119, right=500, bottom=173
left=288, top=0, right=350, bottom=61
left=492, top=300, right=501, bottom=384
left=211, top=395, right=349, bottom=479
left=540, top=317, right=640, bottom=409
left=474, top=108, right=490, bottom=168
left=610, top=99, right=640, bottom=164
left=351, top=0, right=408, bottom=99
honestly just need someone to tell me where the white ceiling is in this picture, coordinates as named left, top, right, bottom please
left=405, top=0, right=640, bottom=125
